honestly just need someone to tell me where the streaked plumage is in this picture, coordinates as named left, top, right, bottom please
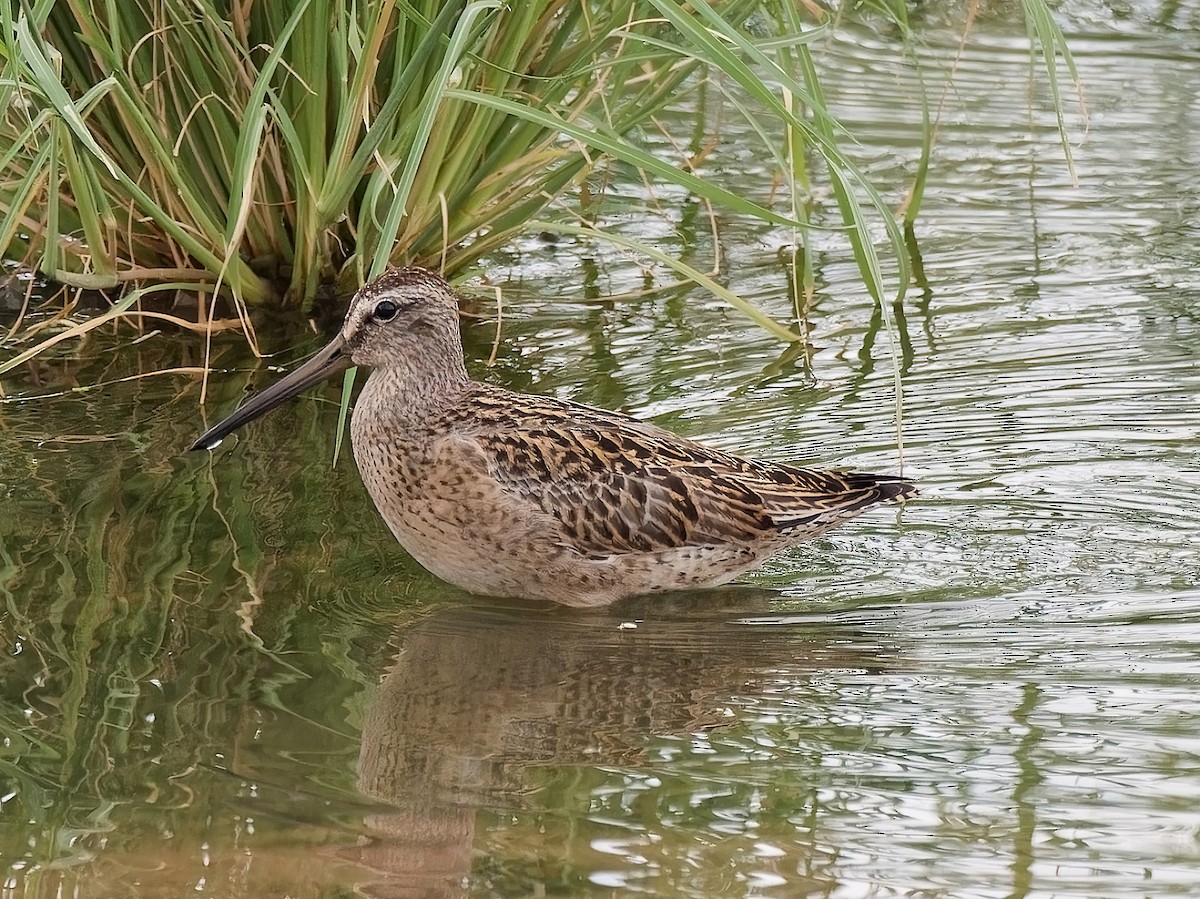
left=192, top=268, right=915, bottom=606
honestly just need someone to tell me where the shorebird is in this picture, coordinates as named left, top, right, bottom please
left=191, top=268, right=915, bottom=606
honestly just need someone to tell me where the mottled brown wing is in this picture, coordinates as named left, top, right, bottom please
left=466, top=400, right=913, bottom=558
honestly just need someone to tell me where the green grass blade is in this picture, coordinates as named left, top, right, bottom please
left=14, top=16, right=119, bottom=179
left=332, top=367, right=357, bottom=466
left=529, top=218, right=801, bottom=343
left=445, top=88, right=802, bottom=230
left=223, top=0, right=313, bottom=248
left=1021, top=0, right=1084, bottom=181
left=639, top=0, right=909, bottom=304
left=369, top=0, right=505, bottom=279
left=317, top=0, right=469, bottom=220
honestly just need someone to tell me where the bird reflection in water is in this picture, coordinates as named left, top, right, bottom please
left=335, top=591, right=898, bottom=898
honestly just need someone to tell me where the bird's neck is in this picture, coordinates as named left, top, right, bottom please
left=355, top=352, right=471, bottom=427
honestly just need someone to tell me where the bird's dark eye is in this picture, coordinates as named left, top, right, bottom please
left=374, top=300, right=398, bottom=321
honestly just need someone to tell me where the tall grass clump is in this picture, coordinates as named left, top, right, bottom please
left=0, top=2, right=782, bottom=309
left=0, top=0, right=1079, bottom=354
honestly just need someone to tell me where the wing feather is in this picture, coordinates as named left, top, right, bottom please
left=451, top=389, right=914, bottom=559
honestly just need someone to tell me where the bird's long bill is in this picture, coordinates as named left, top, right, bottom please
left=189, top=334, right=352, bottom=452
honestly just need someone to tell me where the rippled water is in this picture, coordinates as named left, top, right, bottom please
left=3, top=9, right=1200, bottom=899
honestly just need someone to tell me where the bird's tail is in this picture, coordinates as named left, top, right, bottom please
left=771, top=469, right=916, bottom=536
left=836, top=471, right=917, bottom=507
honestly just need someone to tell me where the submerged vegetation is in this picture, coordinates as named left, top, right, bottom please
left=0, top=0, right=1077, bottom=360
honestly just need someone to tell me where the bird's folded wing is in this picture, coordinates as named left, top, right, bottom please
left=450, top=420, right=865, bottom=558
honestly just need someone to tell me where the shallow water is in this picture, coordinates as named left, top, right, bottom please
left=3, top=9, right=1200, bottom=899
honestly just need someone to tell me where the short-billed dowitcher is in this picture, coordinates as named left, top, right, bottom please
left=192, top=268, right=915, bottom=606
